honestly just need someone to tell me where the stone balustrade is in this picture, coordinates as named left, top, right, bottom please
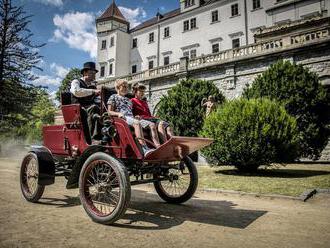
left=291, top=29, right=329, bottom=45
left=98, top=26, right=330, bottom=88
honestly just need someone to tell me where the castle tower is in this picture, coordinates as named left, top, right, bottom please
left=96, top=0, right=131, bottom=79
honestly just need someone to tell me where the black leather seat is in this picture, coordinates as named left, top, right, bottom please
left=61, top=92, right=73, bottom=105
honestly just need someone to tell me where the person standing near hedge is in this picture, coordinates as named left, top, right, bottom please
left=131, top=83, right=174, bottom=143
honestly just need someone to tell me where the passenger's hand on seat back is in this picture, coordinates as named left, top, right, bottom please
left=94, top=89, right=101, bottom=95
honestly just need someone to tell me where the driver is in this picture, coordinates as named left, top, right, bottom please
left=70, top=62, right=101, bottom=142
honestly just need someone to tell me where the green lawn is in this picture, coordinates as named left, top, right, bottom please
left=197, top=164, right=330, bottom=196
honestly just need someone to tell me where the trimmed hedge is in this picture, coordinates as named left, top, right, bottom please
left=200, top=98, right=299, bottom=171
left=243, top=60, right=329, bottom=159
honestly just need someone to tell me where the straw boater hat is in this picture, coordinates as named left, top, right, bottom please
left=81, top=62, right=98, bottom=74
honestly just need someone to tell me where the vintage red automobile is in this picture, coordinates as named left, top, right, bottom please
left=19, top=87, right=213, bottom=224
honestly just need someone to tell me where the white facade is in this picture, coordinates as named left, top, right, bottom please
left=96, top=0, right=329, bottom=80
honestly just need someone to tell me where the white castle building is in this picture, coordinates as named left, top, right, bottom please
left=96, top=0, right=329, bottom=80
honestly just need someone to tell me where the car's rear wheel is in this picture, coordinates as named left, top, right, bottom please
left=154, top=156, right=198, bottom=204
left=20, top=152, right=45, bottom=202
left=79, top=152, right=131, bottom=224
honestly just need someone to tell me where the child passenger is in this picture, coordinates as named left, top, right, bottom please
left=107, top=79, right=160, bottom=155
left=131, top=83, right=174, bottom=143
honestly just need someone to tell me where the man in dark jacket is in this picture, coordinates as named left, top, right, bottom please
left=70, top=62, right=101, bottom=142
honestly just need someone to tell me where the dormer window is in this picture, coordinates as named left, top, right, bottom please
left=185, top=0, right=195, bottom=8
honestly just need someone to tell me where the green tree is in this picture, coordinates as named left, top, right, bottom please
left=0, top=0, right=44, bottom=135
left=0, top=80, right=39, bottom=135
left=55, top=68, right=81, bottom=101
left=18, top=89, right=56, bottom=142
left=200, top=98, right=299, bottom=171
left=0, top=0, right=44, bottom=86
left=156, top=78, right=225, bottom=137
left=243, top=60, right=329, bottom=159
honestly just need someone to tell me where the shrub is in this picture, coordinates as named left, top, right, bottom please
left=200, top=98, right=299, bottom=171
left=156, top=78, right=225, bottom=137
left=243, top=60, right=329, bottom=159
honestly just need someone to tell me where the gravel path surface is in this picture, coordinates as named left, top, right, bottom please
left=0, top=158, right=329, bottom=248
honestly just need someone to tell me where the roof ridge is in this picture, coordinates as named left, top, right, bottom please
left=97, top=0, right=127, bottom=22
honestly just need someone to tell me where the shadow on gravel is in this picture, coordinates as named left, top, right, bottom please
left=216, top=169, right=330, bottom=178
left=33, top=190, right=267, bottom=230
left=37, top=195, right=81, bottom=208
left=114, top=190, right=267, bottom=230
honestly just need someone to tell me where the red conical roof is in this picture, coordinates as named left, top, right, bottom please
left=97, top=1, right=128, bottom=24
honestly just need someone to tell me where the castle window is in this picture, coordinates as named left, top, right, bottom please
left=183, top=51, right=189, bottom=58
left=231, top=3, right=239, bottom=17
left=149, top=32, right=154, bottom=43
left=211, top=10, right=219, bottom=23
left=109, top=63, right=113, bottom=75
left=148, top=60, right=154, bottom=69
left=101, top=40, right=106, bottom=50
left=184, top=18, right=197, bottom=32
left=232, top=38, right=240, bottom=48
left=185, top=0, right=195, bottom=8
left=132, top=65, right=137, bottom=74
left=164, top=56, right=170, bottom=65
left=164, top=27, right=170, bottom=38
left=190, top=49, right=197, bottom=59
left=110, top=37, right=114, bottom=47
left=252, top=0, right=261, bottom=10
left=100, top=66, right=105, bottom=77
left=183, top=20, right=189, bottom=31
left=132, top=38, right=137, bottom=48
left=190, top=18, right=196, bottom=29
left=212, top=43, right=219, bottom=53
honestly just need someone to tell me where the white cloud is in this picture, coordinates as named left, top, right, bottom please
left=118, top=6, right=147, bottom=28
left=33, top=74, right=62, bottom=86
left=51, top=12, right=97, bottom=58
left=33, top=0, right=63, bottom=7
left=50, top=63, right=69, bottom=78
left=32, top=62, right=69, bottom=87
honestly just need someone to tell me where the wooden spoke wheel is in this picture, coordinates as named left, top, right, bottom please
left=154, top=156, right=198, bottom=204
left=79, top=152, right=130, bottom=224
left=20, top=152, right=45, bottom=202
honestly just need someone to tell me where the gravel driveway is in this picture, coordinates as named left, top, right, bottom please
left=0, top=158, right=329, bottom=248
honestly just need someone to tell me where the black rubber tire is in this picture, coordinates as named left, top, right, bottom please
left=20, top=152, right=45, bottom=202
left=79, top=152, right=131, bottom=225
left=154, top=156, right=198, bottom=204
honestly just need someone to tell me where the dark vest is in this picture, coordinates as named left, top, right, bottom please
left=72, top=79, right=97, bottom=107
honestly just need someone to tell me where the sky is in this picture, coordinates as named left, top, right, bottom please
left=13, top=0, right=180, bottom=95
